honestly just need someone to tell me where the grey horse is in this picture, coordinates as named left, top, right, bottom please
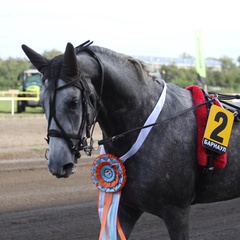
left=22, top=41, right=240, bottom=240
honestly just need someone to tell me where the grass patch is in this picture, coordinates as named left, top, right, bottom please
left=0, top=101, right=12, bottom=112
left=0, top=101, right=43, bottom=116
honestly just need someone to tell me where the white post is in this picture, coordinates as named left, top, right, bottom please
left=11, top=97, right=14, bottom=115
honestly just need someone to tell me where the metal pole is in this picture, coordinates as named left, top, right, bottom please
left=11, top=95, right=14, bottom=115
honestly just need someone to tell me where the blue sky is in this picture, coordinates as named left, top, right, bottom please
left=1, top=0, right=239, bottom=60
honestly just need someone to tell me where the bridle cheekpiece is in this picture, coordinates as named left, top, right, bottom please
left=44, top=40, right=104, bottom=159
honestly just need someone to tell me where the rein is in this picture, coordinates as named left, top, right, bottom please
left=98, top=97, right=216, bottom=145
left=98, top=92, right=240, bottom=146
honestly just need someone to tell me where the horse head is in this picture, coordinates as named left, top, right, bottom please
left=22, top=42, right=98, bottom=178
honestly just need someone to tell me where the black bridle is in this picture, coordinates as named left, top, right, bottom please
left=45, top=41, right=104, bottom=159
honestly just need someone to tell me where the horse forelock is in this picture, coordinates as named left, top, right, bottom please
left=42, top=55, right=81, bottom=90
left=42, top=55, right=63, bottom=82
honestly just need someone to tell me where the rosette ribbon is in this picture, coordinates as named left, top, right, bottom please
left=91, top=154, right=127, bottom=240
left=91, top=81, right=167, bottom=239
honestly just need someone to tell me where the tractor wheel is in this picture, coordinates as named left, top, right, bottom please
left=17, top=101, right=25, bottom=113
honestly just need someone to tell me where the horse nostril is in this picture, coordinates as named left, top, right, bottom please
left=62, top=163, right=74, bottom=177
left=49, top=168, right=57, bottom=175
left=48, top=163, right=75, bottom=178
left=49, top=168, right=56, bottom=175
left=63, top=163, right=74, bottom=170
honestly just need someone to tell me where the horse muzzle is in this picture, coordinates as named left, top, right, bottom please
left=45, top=137, right=79, bottom=178
left=48, top=160, right=77, bottom=178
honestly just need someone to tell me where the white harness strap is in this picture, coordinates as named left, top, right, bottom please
left=101, top=81, right=167, bottom=161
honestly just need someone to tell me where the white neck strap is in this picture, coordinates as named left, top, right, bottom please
left=101, top=81, right=167, bottom=162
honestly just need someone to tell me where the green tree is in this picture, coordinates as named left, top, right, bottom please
left=0, top=57, right=29, bottom=89
left=160, top=64, right=196, bottom=88
left=159, top=56, right=240, bottom=92
left=180, top=52, right=194, bottom=59
left=237, top=56, right=240, bottom=67
left=218, top=56, right=236, bottom=71
left=42, top=49, right=62, bottom=59
left=0, top=49, right=62, bottom=90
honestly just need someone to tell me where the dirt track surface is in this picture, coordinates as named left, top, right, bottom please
left=1, top=115, right=240, bottom=239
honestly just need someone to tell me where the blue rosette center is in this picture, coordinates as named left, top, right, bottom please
left=101, top=165, right=116, bottom=182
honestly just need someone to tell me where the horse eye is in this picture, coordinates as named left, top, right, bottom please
left=68, top=99, right=79, bottom=110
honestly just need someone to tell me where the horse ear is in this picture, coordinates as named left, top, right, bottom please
left=62, top=42, right=79, bottom=77
left=22, top=45, right=49, bottom=74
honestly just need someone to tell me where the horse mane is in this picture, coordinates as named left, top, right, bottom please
left=89, top=46, right=157, bottom=80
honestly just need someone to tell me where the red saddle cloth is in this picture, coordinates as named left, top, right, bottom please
left=186, top=86, right=227, bottom=169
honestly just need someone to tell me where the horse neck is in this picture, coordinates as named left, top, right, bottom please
left=91, top=53, right=165, bottom=156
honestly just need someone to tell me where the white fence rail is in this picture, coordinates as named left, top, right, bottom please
left=0, top=90, right=40, bottom=115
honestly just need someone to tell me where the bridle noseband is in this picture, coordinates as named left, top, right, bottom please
left=45, top=41, right=104, bottom=159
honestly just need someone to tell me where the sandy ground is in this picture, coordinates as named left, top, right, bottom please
left=1, top=115, right=240, bottom=239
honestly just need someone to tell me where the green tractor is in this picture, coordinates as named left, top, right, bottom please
left=17, top=69, right=42, bottom=113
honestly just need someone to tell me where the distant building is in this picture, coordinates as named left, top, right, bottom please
left=135, top=56, right=222, bottom=71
